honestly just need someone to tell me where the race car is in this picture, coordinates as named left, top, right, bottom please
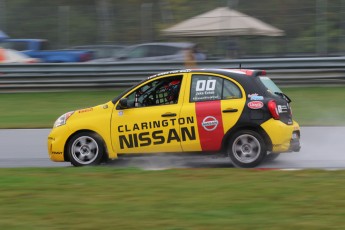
left=48, top=69, right=301, bottom=168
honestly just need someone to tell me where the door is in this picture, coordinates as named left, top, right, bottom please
left=180, top=73, right=246, bottom=152
left=111, top=74, right=192, bottom=154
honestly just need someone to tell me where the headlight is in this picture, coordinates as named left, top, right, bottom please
left=53, top=111, right=74, bottom=128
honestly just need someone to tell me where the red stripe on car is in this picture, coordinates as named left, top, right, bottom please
left=195, top=101, right=224, bottom=151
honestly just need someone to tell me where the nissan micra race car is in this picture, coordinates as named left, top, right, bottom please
left=48, top=69, right=301, bottom=168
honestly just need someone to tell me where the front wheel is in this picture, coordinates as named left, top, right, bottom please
left=67, top=132, right=104, bottom=166
left=227, top=130, right=267, bottom=168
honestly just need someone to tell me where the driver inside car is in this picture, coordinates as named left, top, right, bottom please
left=128, top=77, right=182, bottom=108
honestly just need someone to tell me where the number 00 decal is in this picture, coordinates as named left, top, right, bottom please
left=196, top=80, right=216, bottom=91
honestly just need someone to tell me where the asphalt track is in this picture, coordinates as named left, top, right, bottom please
left=0, top=127, right=344, bottom=169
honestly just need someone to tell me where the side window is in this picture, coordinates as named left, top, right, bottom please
left=126, top=75, right=182, bottom=108
left=190, top=75, right=242, bottom=102
left=222, top=79, right=242, bottom=99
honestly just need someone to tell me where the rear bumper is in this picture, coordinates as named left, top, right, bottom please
left=289, top=137, right=301, bottom=152
left=261, top=119, right=301, bottom=153
left=289, top=130, right=301, bottom=152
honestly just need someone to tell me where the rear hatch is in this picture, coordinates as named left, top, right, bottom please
left=259, top=76, right=293, bottom=125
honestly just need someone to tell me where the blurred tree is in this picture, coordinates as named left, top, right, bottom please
left=0, top=0, right=344, bottom=55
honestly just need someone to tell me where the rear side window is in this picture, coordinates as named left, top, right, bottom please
left=259, top=76, right=282, bottom=93
left=190, top=75, right=242, bottom=102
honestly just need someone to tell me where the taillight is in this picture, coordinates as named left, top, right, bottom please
left=268, top=100, right=280, bottom=120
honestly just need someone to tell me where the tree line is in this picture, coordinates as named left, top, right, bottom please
left=1, top=0, right=344, bottom=57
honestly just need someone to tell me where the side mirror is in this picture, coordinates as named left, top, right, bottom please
left=119, top=98, right=128, bottom=109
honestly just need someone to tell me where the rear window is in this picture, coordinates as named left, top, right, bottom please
left=259, top=76, right=282, bottom=94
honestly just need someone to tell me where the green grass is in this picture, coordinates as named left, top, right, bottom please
left=0, top=90, right=120, bottom=128
left=0, top=86, right=344, bottom=128
left=0, top=167, right=345, bottom=229
left=283, top=87, right=345, bottom=126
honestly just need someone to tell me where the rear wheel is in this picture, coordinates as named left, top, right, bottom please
left=227, top=130, right=267, bottom=168
left=67, top=132, right=104, bottom=166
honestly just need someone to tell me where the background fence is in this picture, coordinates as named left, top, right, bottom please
left=1, top=57, right=345, bottom=92
left=1, top=0, right=345, bottom=58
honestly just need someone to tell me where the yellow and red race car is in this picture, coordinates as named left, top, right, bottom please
left=48, top=69, right=301, bottom=168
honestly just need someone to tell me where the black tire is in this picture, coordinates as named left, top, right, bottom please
left=67, top=132, right=104, bottom=167
left=227, top=130, right=267, bottom=168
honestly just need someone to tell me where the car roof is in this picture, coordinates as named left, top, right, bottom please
left=150, top=68, right=265, bottom=79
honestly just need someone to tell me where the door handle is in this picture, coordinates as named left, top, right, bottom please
left=222, top=108, right=238, bottom=113
left=161, top=113, right=177, bottom=117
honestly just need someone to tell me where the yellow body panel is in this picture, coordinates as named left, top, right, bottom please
left=111, top=74, right=190, bottom=154
left=112, top=104, right=186, bottom=153
left=48, top=101, right=116, bottom=161
left=48, top=125, right=71, bottom=161
left=261, top=119, right=300, bottom=152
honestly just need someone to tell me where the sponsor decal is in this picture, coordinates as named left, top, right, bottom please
left=118, top=116, right=195, bottom=149
left=251, top=96, right=264, bottom=100
left=78, top=108, right=93, bottom=113
left=118, top=111, right=124, bottom=116
left=201, top=116, right=219, bottom=131
left=248, top=93, right=258, bottom=98
left=278, top=105, right=288, bottom=113
left=52, top=151, right=62, bottom=155
left=102, top=104, right=108, bottom=109
left=248, top=93, right=264, bottom=100
left=149, top=69, right=191, bottom=79
left=248, top=101, right=264, bottom=109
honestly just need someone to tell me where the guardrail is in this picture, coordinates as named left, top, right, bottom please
left=1, top=56, right=345, bottom=92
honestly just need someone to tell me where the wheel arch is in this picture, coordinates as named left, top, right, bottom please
left=64, top=129, right=109, bottom=162
left=221, top=124, right=272, bottom=154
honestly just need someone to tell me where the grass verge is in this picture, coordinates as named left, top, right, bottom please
left=0, top=167, right=345, bottom=229
left=0, top=86, right=344, bottom=128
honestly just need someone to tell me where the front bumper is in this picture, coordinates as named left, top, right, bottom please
left=47, top=125, right=71, bottom=162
